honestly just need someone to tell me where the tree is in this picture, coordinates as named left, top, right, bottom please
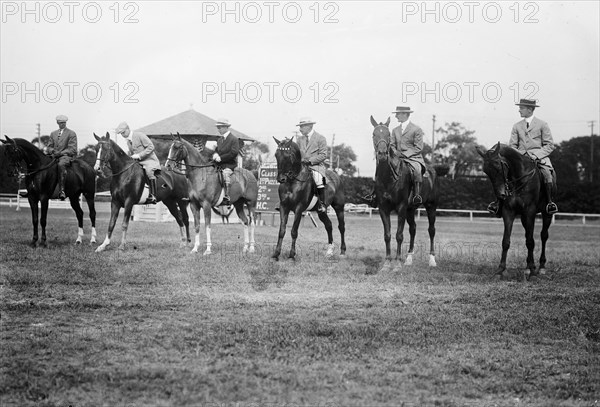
left=331, top=143, right=357, bottom=176
left=435, top=122, right=481, bottom=178
left=242, top=141, right=270, bottom=173
left=551, top=136, right=600, bottom=186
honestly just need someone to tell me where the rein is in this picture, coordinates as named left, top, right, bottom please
left=498, top=156, right=538, bottom=196
left=7, top=146, right=58, bottom=176
left=96, top=142, right=138, bottom=178
left=373, top=137, right=400, bottom=181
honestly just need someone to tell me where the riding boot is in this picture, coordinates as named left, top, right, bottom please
left=317, top=188, right=327, bottom=213
left=545, top=182, right=558, bottom=214
left=146, top=179, right=157, bottom=204
left=412, top=181, right=423, bottom=205
left=58, top=168, right=67, bottom=200
left=362, top=187, right=378, bottom=208
left=222, top=184, right=231, bottom=206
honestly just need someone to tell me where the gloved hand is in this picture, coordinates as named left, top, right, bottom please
left=527, top=152, right=537, bottom=160
left=213, top=153, right=221, bottom=162
left=301, top=158, right=311, bottom=165
left=131, top=153, right=141, bottom=160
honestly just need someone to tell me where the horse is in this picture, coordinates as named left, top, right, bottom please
left=164, top=134, right=258, bottom=255
left=476, top=142, right=554, bottom=280
left=1, top=136, right=97, bottom=247
left=369, top=116, right=438, bottom=272
left=271, top=137, right=346, bottom=260
left=93, top=132, right=191, bottom=252
left=212, top=205, right=234, bottom=224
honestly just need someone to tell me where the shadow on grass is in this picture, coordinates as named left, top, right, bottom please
left=247, top=261, right=289, bottom=291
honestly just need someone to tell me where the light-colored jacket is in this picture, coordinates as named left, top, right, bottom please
left=390, top=122, right=426, bottom=169
left=297, top=131, right=328, bottom=177
left=127, top=131, right=160, bottom=171
left=47, top=128, right=77, bottom=157
left=509, top=117, right=554, bottom=168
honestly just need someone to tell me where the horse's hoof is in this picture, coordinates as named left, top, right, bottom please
left=75, top=240, right=82, bottom=245
left=405, top=254, right=413, bottom=266
left=95, top=246, right=105, bottom=253
left=248, top=246, right=256, bottom=254
left=118, top=245, right=126, bottom=251
left=203, top=250, right=212, bottom=256
left=90, top=239, right=97, bottom=245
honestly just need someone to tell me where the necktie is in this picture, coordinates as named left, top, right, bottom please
left=526, top=122, right=529, bottom=129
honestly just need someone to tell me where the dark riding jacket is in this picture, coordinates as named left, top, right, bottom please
left=215, top=132, right=240, bottom=170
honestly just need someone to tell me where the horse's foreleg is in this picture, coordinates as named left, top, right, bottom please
left=405, top=208, right=417, bottom=266
left=334, top=205, right=346, bottom=256
left=520, top=212, right=536, bottom=279
left=190, top=204, right=202, bottom=253
left=248, top=208, right=256, bottom=254
left=289, top=208, right=304, bottom=260
left=70, top=195, right=85, bottom=245
left=118, top=204, right=135, bottom=251
left=538, top=214, right=552, bottom=275
left=317, top=211, right=335, bottom=258
left=202, top=205, right=212, bottom=256
left=29, top=199, right=39, bottom=247
left=395, top=205, right=408, bottom=269
left=164, top=200, right=188, bottom=247
left=426, top=205, right=437, bottom=267
left=96, top=201, right=121, bottom=252
left=272, top=209, right=290, bottom=260
left=378, top=209, right=393, bottom=272
left=235, top=203, right=253, bottom=254
left=497, top=215, right=515, bottom=278
left=84, top=193, right=97, bottom=244
left=39, top=199, right=49, bottom=248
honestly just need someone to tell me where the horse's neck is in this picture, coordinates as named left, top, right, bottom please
left=184, top=142, right=211, bottom=167
left=21, top=146, right=50, bottom=169
left=505, top=152, right=531, bottom=181
left=109, top=143, right=134, bottom=172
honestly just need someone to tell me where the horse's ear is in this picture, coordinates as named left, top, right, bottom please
left=176, top=132, right=182, bottom=140
left=370, top=115, right=378, bottom=127
left=1, top=135, right=8, bottom=144
left=384, top=117, right=391, bottom=127
left=94, top=133, right=100, bottom=141
left=492, top=142, right=501, bottom=154
left=475, top=146, right=486, bottom=158
left=273, top=137, right=281, bottom=146
left=105, top=131, right=111, bottom=139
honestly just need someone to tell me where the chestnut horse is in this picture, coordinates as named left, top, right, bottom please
left=93, top=132, right=191, bottom=251
left=1, top=136, right=97, bottom=247
left=370, top=116, right=438, bottom=273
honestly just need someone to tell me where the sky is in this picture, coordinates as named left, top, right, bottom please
left=1, top=0, right=599, bottom=176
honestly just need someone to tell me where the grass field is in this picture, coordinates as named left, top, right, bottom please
left=1, top=204, right=599, bottom=407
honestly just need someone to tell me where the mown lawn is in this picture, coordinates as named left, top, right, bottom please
left=1, top=205, right=598, bottom=406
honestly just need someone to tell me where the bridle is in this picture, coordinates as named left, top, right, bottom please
left=166, top=141, right=214, bottom=173
left=276, top=143, right=308, bottom=183
left=372, top=125, right=400, bottom=180
left=490, top=153, right=537, bottom=197
left=95, top=139, right=136, bottom=177
left=4, top=143, right=57, bottom=177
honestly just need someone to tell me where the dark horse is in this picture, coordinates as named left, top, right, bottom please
left=165, top=134, right=258, bottom=255
left=1, top=136, right=97, bottom=247
left=93, top=132, right=191, bottom=251
left=477, top=143, right=554, bottom=279
left=271, top=137, right=346, bottom=260
left=370, top=116, right=438, bottom=272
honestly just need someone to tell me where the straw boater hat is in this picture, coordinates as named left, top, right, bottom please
left=56, top=115, right=68, bottom=122
left=215, top=118, right=231, bottom=127
left=392, top=106, right=414, bottom=114
left=296, top=117, right=316, bottom=126
left=515, top=99, right=540, bottom=108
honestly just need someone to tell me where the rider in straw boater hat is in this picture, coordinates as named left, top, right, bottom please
left=212, top=118, right=240, bottom=205
left=363, top=106, right=426, bottom=208
left=115, top=121, right=161, bottom=204
left=486, top=98, right=558, bottom=216
left=44, top=114, right=78, bottom=200
left=296, top=116, right=328, bottom=213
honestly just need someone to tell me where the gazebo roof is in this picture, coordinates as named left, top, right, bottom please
left=136, top=109, right=256, bottom=142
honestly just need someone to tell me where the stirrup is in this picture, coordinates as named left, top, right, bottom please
left=221, top=196, right=231, bottom=206
left=145, top=195, right=157, bottom=205
left=361, top=194, right=378, bottom=208
left=59, top=190, right=67, bottom=201
left=412, top=195, right=422, bottom=205
left=546, top=202, right=558, bottom=215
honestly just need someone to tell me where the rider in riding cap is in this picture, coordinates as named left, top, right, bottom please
left=43, top=115, right=78, bottom=200
left=487, top=99, right=558, bottom=216
left=115, top=121, right=160, bottom=204
left=296, top=117, right=328, bottom=213
left=363, top=106, right=426, bottom=207
left=212, top=119, right=240, bottom=206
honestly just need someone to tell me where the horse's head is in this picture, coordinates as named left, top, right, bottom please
left=370, top=116, right=392, bottom=161
left=93, top=132, right=116, bottom=177
left=273, top=136, right=302, bottom=183
left=477, top=142, right=510, bottom=200
left=1, top=136, right=25, bottom=177
left=165, top=133, right=188, bottom=171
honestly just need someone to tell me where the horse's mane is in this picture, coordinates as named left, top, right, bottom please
left=496, top=143, right=529, bottom=168
left=278, top=138, right=302, bottom=161
left=178, top=137, right=213, bottom=164
left=13, top=138, right=47, bottom=161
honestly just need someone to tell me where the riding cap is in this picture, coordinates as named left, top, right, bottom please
left=215, top=118, right=231, bottom=127
left=56, top=115, right=68, bottom=122
left=296, top=117, right=316, bottom=126
left=392, top=106, right=413, bottom=114
left=515, top=99, right=540, bottom=108
left=115, top=121, right=130, bottom=134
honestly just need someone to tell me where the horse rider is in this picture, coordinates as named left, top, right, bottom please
left=43, top=114, right=78, bottom=200
left=212, top=119, right=240, bottom=206
left=487, top=99, right=558, bottom=216
left=115, top=121, right=160, bottom=204
left=363, top=106, right=426, bottom=207
left=296, top=117, right=328, bottom=213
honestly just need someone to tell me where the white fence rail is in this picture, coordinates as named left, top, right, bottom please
left=0, top=193, right=78, bottom=210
